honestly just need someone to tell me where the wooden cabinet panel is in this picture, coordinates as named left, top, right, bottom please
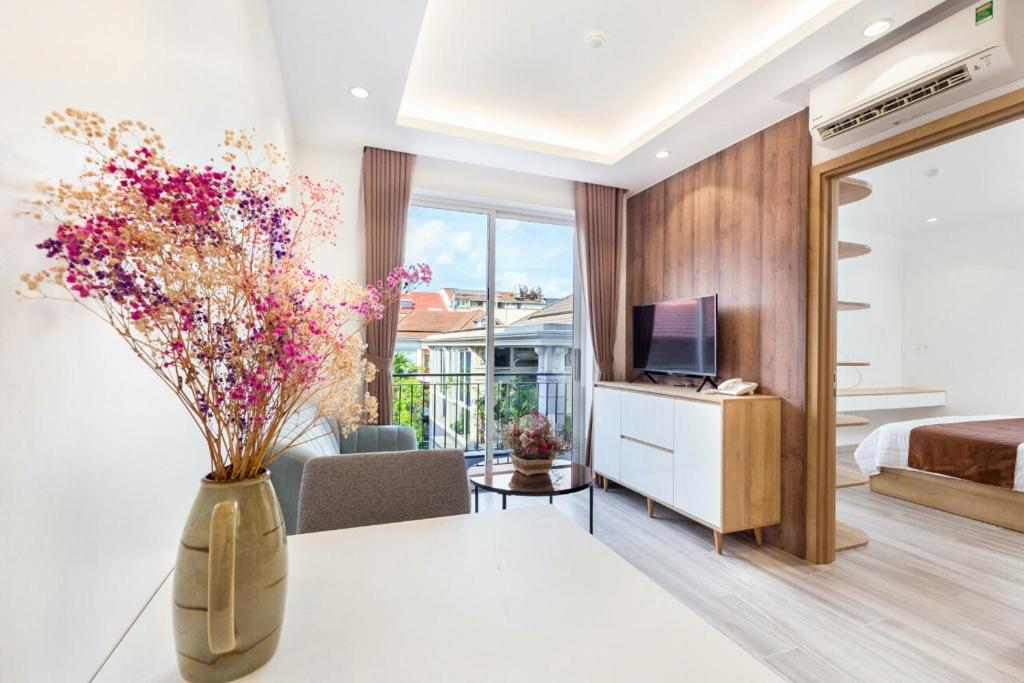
left=620, top=438, right=673, bottom=503
left=673, top=400, right=722, bottom=527
left=592, top=388, right=621, bottom=478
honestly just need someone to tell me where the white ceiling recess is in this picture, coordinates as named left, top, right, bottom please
left=399, top=0, right=840, bottom=163
left=268, top=0, right=947, bottom=191
left=841, top=116, right=1024, bottom=237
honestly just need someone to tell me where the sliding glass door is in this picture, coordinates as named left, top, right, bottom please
left=393, top=200, right=578, bottom=471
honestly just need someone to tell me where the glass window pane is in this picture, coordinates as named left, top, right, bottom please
left=394, top=205, right=489, bottom=457
left=494, top=217, right=575, bottom=457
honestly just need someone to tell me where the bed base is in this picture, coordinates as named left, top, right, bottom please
left=870, top=467, right=1024, bottom=533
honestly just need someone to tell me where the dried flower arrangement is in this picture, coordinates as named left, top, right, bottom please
left=18, top=109, right=430, bottom=481
left=505, top=412, right=569, bottom=475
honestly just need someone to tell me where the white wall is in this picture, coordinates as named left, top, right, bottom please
left=413, top=156, right=575, bottom=214
left=836, top=214, right=1024, bottom=446
left=902, top=214, right=1024, bottom=417
left=0, top=1, right=294, bottom=680
left=295, top=147, right=365, bottom=283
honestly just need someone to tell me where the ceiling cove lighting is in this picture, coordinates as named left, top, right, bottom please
left=862, top=18, right=894, bottom=38
left=349, top=86, right=370, bottom=99
left=655, top=150, right=670, bottom=159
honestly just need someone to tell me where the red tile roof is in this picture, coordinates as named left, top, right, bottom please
left=401, top=291, right=447, bottom=311
left=397, top=309, right=485, bottom=340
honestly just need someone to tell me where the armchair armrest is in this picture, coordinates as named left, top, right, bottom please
left=270, top=444, right=329, bottom=535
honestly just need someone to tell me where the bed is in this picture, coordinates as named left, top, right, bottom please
left=854, top=415, right=1024, bottom=532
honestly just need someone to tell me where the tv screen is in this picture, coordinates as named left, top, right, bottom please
left=632, top=294, right=717, bottom=377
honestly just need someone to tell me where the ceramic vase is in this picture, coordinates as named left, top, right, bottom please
left=172, top=472, right=288, bottom=682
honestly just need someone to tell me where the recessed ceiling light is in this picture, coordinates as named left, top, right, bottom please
left=926, top=217, right=939, bottom=223
left=655, top=150, right=670, bottom=159
left=349, top=86, right=370, bottom=99
left=924, top=168, right=940, bottom=177
left=862, top=18, right=894, bottom=38
left=584, top=30, right=607, bottom=49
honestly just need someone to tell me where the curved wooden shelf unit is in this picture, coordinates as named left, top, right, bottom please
left=835, top=520, right=869, bottom=552
left=838, top=300, right=870, bottom=311
left=836, top=177, right=872, bottom=206
left=836, top=467, right=869, bottom=489
left=837, top=360, right=870, bottom=367
left=838, top=241, right=872, bottom=260
left=836, top=413, right=869, bottom=427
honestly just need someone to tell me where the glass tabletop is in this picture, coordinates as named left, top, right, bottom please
left=467, top=459, right=594, bottom=496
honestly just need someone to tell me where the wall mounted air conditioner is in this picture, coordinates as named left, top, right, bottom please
left=810, top=1, right=1024, bottom=149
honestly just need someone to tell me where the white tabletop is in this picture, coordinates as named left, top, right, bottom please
left=96, top=507, right=780, bottom=682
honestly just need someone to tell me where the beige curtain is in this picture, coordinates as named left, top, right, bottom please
left=575, top=181, right=625, bottom=464
left=362, top=147, right=416, bottom=425
left=575, top=182, right=624, bottom=380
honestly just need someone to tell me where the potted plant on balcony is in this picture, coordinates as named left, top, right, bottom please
left=18, top=109, right=429, bottom=682
left=505, top=411, right=569, bottom=476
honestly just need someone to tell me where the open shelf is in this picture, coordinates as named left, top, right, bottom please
left=837, top=467, right=869, bottom=489
left=837, top=387, right=946, bottom=412
left=838, top=300, right=870, bottom=311
left=837, top=178, right=872, bottom=206
left=836, top=413, right=869, bottom=427
left=837, top=361, right=870, bottom=367
left=835, top=521, right=869, bottom=552
left=838, top=241, right=872, bottom=260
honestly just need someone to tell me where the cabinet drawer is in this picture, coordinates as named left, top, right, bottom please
left=619, top=392, right=674, bottom=450
left=620, top=437, right=673, bottom=503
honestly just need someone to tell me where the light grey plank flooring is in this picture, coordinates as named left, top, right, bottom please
left=474, top=464, right=1024, bottom=683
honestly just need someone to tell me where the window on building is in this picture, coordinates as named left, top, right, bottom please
left=513, top=348, right=538, bottom=369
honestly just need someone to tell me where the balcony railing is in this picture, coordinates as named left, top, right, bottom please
left=392, top=372, right=573, bottom=464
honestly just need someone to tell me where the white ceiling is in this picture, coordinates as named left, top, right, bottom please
left=268, top=0, right=947, bottom=192
left=840, top=116, right=1024, bottom=237
left=398, top=0, right=837, bottom=162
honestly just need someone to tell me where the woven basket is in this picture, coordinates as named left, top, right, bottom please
left=511, top=454, right=555, bottom=476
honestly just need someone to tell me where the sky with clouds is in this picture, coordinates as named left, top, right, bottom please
left=404, top=204, right=574, bottom=299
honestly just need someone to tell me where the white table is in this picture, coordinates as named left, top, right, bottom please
left=96, top=507, right=780, bottom=682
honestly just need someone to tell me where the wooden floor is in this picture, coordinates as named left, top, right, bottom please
left=476, top=467, right=1024, bottom=682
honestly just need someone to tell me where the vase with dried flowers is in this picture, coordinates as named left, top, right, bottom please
left=504, top=411, right=570, bottom=476
left=18, top=109, right=430, bottom=682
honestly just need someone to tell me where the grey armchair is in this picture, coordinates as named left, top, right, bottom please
left=296, top=449, right=469, bottom=534
left=269, top=406, right=418, bottom=534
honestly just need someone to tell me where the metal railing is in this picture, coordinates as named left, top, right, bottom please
left=392, top=372, right=573, bottom=463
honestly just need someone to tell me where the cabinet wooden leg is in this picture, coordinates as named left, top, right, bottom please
left=753, top=527, right=763, bottom=546
left=646, top=498, right=655, bottom=518
left=713, top=530, right=724, bottom=554
left=602, top=476, right=608, bottom=492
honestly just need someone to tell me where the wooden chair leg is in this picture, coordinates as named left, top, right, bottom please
left=753, top=527, right=763, bottom=546
left=646, top=498, right=655, bottom=518
left=713, top=530, right=724, bottom=554
left=602, top=476, right=608, bottom=492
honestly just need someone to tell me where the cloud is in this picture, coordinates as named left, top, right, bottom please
left=450, top=230, right=475, bottom=253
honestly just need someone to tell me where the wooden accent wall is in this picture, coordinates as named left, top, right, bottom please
left=625, top=110, right=810, bottom=557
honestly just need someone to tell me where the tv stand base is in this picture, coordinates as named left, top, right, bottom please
left=696, top=376, right=719, bottom=393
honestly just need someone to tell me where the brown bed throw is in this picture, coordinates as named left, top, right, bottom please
left=909, top=419, right=1024, bottom=488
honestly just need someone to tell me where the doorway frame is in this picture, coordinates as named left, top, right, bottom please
left=804, top=86, right=1024, bottom=564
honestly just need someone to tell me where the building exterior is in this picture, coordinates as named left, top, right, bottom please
left=419, top=295, right=574, bottom=453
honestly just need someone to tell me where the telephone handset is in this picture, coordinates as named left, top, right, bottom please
left=707, top=378, right=758, bottom=396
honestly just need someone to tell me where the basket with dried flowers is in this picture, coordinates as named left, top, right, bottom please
left=504, top=412, right=570, bottom=476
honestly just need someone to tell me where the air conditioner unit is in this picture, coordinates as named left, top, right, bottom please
left=810, top=1, right=1024, bottom=149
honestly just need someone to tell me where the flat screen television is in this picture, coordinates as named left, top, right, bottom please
left=632, top=294, right=717, bottom=377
